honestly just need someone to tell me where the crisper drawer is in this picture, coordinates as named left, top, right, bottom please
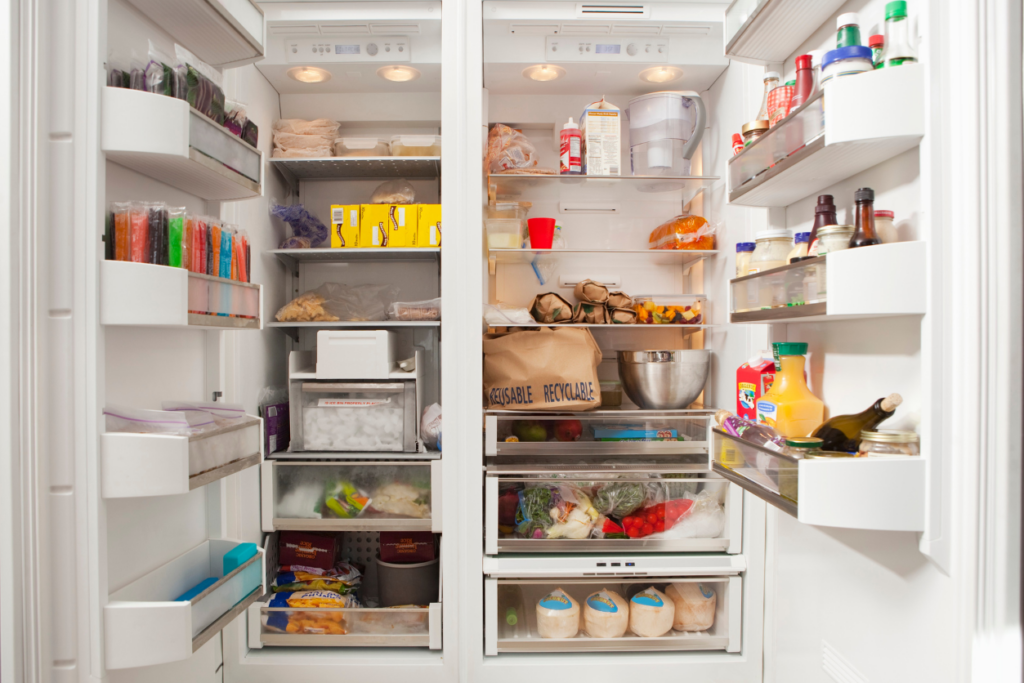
left=484, top=575, right=740, bottom=655
left=290, top=380, right=417, bottom=452
left=261, top=460, right=442, bottom=533
left=485, top=410, right=712, bottom=458
left=485, top=467, right=741, bottom=554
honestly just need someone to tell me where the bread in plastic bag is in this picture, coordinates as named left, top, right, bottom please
left=485, top=123, right=539, bottom=173
left=271, top=202, right=329, bottom=248
left=648, top=214, right=716, bottom=250
left=370, top=178, right=416, bottom=204
left=275, top=282, right=399, bottom=322
left=388, top=297, right=440, bottom=321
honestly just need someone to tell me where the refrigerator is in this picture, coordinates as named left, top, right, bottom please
left=2, top=0, right=1019, bottom=682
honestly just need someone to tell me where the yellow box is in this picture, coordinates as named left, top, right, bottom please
left=416, top=204, right=441, bottom=248
left=330, top=205, right=361, bottom=248
left=360, top=204, right=416, bottom=247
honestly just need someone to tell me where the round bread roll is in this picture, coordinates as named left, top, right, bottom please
left=583, top=589, right=629, bottom=638
left=536, top=588, right=580, bottom=639
left=666, top=582, right=716, bottom=632
left=629, top=586, right=674, bottom=637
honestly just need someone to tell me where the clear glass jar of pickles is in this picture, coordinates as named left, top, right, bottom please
left=857, top=430, right=920, bottom=457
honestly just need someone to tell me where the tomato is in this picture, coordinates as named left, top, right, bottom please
left=657, top=508, right=666, bottom=520
left=646, top=512, right=658, bottom=524
left=641, top=523, right=654, bottom=536
left=656, top=521, right=665, bottom=532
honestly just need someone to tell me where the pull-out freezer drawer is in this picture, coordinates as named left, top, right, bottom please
left=485, top=410, right=712, bottom=458
left=484, top=575, right=740, bottom=655
left=485, top=468, right=742, bottom=554
left=290, top=380, right=418, bottom=452
left=261, top=460, right=442, bottom=533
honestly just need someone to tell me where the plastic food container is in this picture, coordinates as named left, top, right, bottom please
left=391, top=135, right=442, bottom=157
left=486, top=201, right=531, bottom=221
left=814, top=224, right=855, bottom=255
left=820, top=46, right=875, bottom=87
left=633, top=295, right=706, bottom=325
left=485, top=218, right=525, bottom=249
left=388, top=298, right=441, bottom=321
left=333, top=137, right=390, bottom=157
left=747, top=229, right=792, bottom=274
left=600, top=381, right=623, bottom=407
left=857, top=430, right=920, bottom=457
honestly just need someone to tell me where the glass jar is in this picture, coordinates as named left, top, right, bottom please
left=858, top=430, right=920, bottom=457
left=736, top=241, right=755, bottom=278
left=874, top=210, right=898, bottom=243
left=785, top=437, right=824, bottom=457
left=820, top=46, right=875, bottom=87
left=787, top=232, right=810, bottom=263
left=741, top=120, right=769, bottom=147
left=814, top=224, right=855, bottom=255
left=747, top=230, right=792, bottom=274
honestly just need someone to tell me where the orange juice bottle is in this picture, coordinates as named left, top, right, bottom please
left=756, top=342, right=824, bottom=437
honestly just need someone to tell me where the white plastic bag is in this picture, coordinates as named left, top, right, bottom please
left=370, top=178, right=416, bottom=204
left=103, top=404, right=194, bottom=435
left=483, top=303, right=535, bottom=325
left=421, top=403, right=442, bottom=451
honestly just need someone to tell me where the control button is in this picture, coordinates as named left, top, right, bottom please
left=367, top=43, right=378, bottom=56
left=398, top=45, right=404, bottom=52
left=626, top=43, right=638, bottom=56
left=645, top=46, right=650, bottom=53
left=311, top=47, right=316, bottom=53
left=385, top=46, right=391, bottom=52
left=586, top=45, right=590, bottom=51
left=291, top=47, right=297, bottom=54
left=658, top=46, right=664, bottom=54
left=551, top=45, right=557, bottom=52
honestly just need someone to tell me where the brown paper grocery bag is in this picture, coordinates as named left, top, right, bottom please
left=608, top=307, right=638, bottom=324
left=530, top=293, right=573, bottom=324
left=483, top=327, right=603, bottom=410
left=607, top=291, right=633, bottom=309
left=573, top=279, right=610, bottom=304
left=572, top=302, right=609, bottom=324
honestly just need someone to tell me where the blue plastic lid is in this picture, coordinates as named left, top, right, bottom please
left=736, top=242, right=756, bottom=252
left=821, top=45, right=873, bottom=70
left=794, top=232, right=810, bottom=243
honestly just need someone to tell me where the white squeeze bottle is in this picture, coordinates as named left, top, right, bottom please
left=559, top=117, right=582, bottom=175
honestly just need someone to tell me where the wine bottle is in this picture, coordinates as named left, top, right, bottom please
left=812, top=394, right=903, bottom=452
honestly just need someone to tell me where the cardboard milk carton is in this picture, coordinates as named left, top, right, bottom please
left=580, top=96, right=621, bottom=176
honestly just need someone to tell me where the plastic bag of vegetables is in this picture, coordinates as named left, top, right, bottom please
left=591, top=481, right=648, bottom=518
left=514, top=485, right=599, bottom=539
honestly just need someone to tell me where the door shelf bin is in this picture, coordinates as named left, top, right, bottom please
left=104, top=539, right=263, bottom=670
left=101, top=260, right=262, bottom=330
left=261, top=460, right=442, bottom=533
left=102, top=416, right=262, bottom=498
left=729, top=241, right=926, bottom=323
left=484, top=576, right=740, bottom=655
left=485, top=410, right=712, bottom=458
left=103, top=88, right=262, bottom=201
left=711, top=429, right=926, bottom=531
left=728, top=64, right=924, bottom=207
left=485, top=468, right=742, bottom=555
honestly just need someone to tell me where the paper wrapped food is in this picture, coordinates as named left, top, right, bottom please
left=648, top=215, right=715, bottom=251
left=536, top=588, right=580, bottom=639
left=629, top=586, right=674, bottom=637
left=583, top=589, right=629, bottom=638
left=666, top=582, right=716, bottom=631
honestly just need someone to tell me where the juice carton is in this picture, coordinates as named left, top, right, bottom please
left=580, top=96, right=621, bottom=176
left=416, top=204, right=441, bottom=247
left=736, top=352, right=775, bottom=420
left=330, top=205, right=360, bottom=248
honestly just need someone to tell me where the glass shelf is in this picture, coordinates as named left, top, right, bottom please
left=489, top=173, right=718, bottom=206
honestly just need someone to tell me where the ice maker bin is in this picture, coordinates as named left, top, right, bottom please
left=289, top=380, right=418, bottom=452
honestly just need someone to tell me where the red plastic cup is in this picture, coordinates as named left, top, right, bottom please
left=527, top=218, right=556, bottom=249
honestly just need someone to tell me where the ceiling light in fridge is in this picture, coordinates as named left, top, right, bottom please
left=377, top=65, right=421, bottom=82
left=639, top=65, right=683, bottom=84
left=522, top=64, right=565, bottom=81
left=287, top=66, right=331, bottom=83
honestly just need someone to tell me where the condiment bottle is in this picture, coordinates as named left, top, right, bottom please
left=836, top=12, right=862, bottom=48
left=731, top=133, right=744, bottom=156
left=807, top=50, right=826, bottom=94
left=789, top=54, right=814, bottom=111
left=756, top=72, right=780, bottom=121
left=735, top=241, right=755, bottom=278
left=874, top=210, right=898, bottom=243
left=756, top=342, right=825, bottom=438
left=741, top=120, right=769, bottom=147
left=787, top=232, right=810, bottom=263
left=559, top=117, right=582, bottom=175
left=850, top=187, right=881, bottom=247
left=869, top=34, right=885, bottom=68
left=807, top=194, right=837, bottom=256
left=880, top=1, right=918, bottom=67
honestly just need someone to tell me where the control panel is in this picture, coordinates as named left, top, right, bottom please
left=284, top=38, right=411, bottom=63
left=546, top=36, right=668, bottom=62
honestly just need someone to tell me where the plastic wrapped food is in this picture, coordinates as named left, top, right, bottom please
left=371, top=482, right=430, bottom=519
left=271, top=564, right=361, bottom=594
left=620, top=498, right=695, bottom=539
left=591, top=482, right=647, bottom=518
left=271, top=202, right=329, bottom=248
left=321, top=479, right=371, bottom=519
left=175, top=45, right=224, bottom=123
left=485, top=123, right=539, bottom=173
left=370, top=178, right=416, bottom=204
left=274, top=119, right=341, bottom=137
left=648, top=215, right=716, bottom=250
left=275, top=283, right=399, bottom=323
left=666, top=583, right=716, bottom=631
left=420, top=403, right=441, bottom=451
left=483, top=303, right=535, bottom=326
left=387, top=298, right=440, bottom=321
left=536, top=588, right=580, bottom=639
left=103, top=405, right=196, bottom=435
left=629, top=587, right=674, bottom=637
left=514, top=485, right=599, bottom=540
left=646, top=490, right=726, bottom=540
left=583, top=589, right=629, bottom=638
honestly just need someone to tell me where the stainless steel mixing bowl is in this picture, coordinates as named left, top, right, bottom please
left=617, top=349, right=711, bottom=409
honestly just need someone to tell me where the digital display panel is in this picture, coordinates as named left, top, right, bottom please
left=595, top=44, right=621, bottom=54
left=335, top=45, right=360, bottom=55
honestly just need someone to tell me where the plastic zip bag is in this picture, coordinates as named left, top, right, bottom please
left=648, top=215, right=717, bottom=251
left=387, top=298, right=440, bottom=321
left=370, top=178, right=416, bottom=204
left=103, top=404, right=194, bottom=435
left=421, top=403, right=441, bottom=451
left=175, top=44, right=225, bottom=123
left=162, top=400, right=246, bottom=427
left=271, top=202, right=329, bottom=248
left=485, top=123, right=539, bottom=173
left=275, top=282, right=399, bottom=322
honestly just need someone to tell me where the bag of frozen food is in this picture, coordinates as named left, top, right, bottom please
left=370, top=482, right=431, bottom=519
left=175, top=44, right=225, bottom=122
left=161, top=400, right=246, bottom=426
left=271, top=563, right=361, bottom=593
left=648, top=214, right=716, bottom=251
left=370, top=178, right=416, bottom=204
left=271, top=202, right=329, bottom=247
left=420, top=403, right=442, bottom=451
left=485, top=123, right=539, bottom=173
left=144, top=41, right=183, bottom=99
left=592, top=481, right=648, bottom=518
left=529, top=292, right=573, bottom=324
left=103, top=405, right=194, bottom=435
left=387, top=297, right=440, bottom=321
left=275, top=282, right=399, bottom=323
left=263, top=591, right=360, bottom=634
left=319, top=479, right=371, bottom=519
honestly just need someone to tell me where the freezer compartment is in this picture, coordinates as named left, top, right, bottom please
left=712, top=428, right=926, bottom=531
left=484, top=576, right=740, bottom=655
left=485, top=410, right=712, bottom=458
left=102, top=415, right=262, bottom=498
left=289, top=380, right=418, bottom=452
left=105, top=539, right=263, bottom=669
left=261, top=460, right=441, bottom=532
left=247, top=531, right=442, bottom=649
left=485, top=467, right=741, bottom=554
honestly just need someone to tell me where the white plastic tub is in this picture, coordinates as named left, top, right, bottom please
left=390, top=135, right=441, bottom=157
left=334, top=137, right=390, bottom=157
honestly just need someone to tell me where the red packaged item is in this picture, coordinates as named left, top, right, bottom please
left=379, top=532, right=436, bottom=563
left=736, top=352, right=776, bottom=420
left=621, top=499, right=694, bottom=538
left=278, top=531, right=338, bottom=572
left=647, top=215, right=715, bottom=251
left=767, top=83, right=795, bottom=127
left=731, top=133, right=744, bottom=156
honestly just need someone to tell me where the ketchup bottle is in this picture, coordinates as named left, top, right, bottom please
left=559, top=117, right=582, bottom=175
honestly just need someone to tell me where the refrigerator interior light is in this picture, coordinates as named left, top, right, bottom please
left=377, top=65, right=421, bottom=82
left=522, top=64, right=566, bottom=82
left=287, top=66, right=332, bottom=83
left=639, top=65, right=683, bottom=84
